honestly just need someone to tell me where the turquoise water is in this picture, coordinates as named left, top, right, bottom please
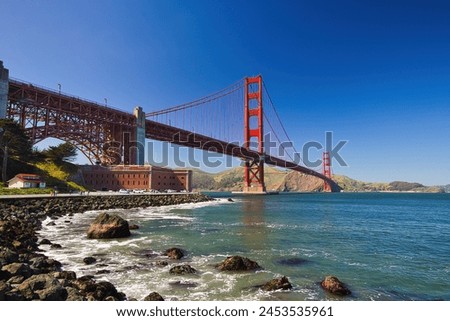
left=40, top=192, right=450, bottom=301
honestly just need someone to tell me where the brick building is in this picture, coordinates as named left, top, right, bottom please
left=81, top=165, right=192, bottom=192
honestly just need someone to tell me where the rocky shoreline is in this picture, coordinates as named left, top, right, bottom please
left=0, top=193, right=212, bottom=301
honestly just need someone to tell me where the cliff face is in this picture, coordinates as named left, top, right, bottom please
left=191, top=166, right=325, bottom=192
left=191, top=167, right=446, bottom=193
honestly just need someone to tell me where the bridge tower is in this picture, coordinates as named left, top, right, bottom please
left=0, top=61, right=9, bottom=119
left=322, top=151, right=332, bottom=192
left=243, top=75, right=266, bottom=193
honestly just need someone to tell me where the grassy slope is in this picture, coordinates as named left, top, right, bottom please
left=0, top=158, right=86, bottom=194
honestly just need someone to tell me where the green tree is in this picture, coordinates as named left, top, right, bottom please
left=43, top=142, right=77, bottom=163
left=0, top=119, right=33, bottom=160
left=0, top=119, right=33, bottom=183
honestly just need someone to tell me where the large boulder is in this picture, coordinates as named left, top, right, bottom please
left=17, top=273, right=67, bottom=301
left=164, top=248, right=185, bottom=260
left=144, top=292, right=164, bottom=301
left=320, top=275, right=351, bottom=296
left=87, top=213, right=130, bottom=239
left=261, top=276, right=293, bottom=291
left=30, top=256, right=62, bottom=274
left=169, top=264, right=197, bottom=275
left=1, top=263, right=33, bottom=279
left=69, top=276, right=126, bottom=301
left=215, top=256, right=261, bottom=271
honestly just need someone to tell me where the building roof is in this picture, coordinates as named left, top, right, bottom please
left=8, top=173, right=44, bottom=183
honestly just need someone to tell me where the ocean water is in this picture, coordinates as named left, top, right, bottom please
left=38, top=192, right=450, bottom=301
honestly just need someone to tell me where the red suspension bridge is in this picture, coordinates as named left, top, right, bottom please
left=1, top=63, right=340, bottom=192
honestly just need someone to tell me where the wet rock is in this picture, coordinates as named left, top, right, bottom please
left=83, top=257, right=97, bottom=265
left=12, top=240, right=22, bottom=249
left=50, top=243, right=62, bottom=249
left=53, top=271, right=77, bottom=280
left=227, top=198, right=234, bottom=202
left=320, top=276, right=351, bottom=296
left=1, top=263, right=33, bottom=279
left=65, top=287, right=85, bottom=301
left=144, top=292, right=164, bottom=301
left=70, top=276, right=96, bottom=293
left=169, top=280, right=198, bottom=288
left=0, top=247, right=18, bottom=265
left=0, top=280, right=12, bottom=300
left=87, top=213, right=131, bottom=239
left=169, top=264, right=197, bottom=275
left=17, top=273, right=66, bottom=301
left=91, top=281, right=120, bottom=300
left=40, top=239, right=52, bottom=245
left=129, top=224, right=139, bottom=230
left=261, top=276, right=293, bottom=291
left=46, top=222, right=56, bottom=226
left=154, top=260, right=168, bottom=267
left=36, top=284, right=68, bottom=301
left=96, top=269, right=111, bottom=275
left=215, top=256, right=261, bottom=271
left=7, top=275, right=26, bottom=284
left=164, top=247, right=185, bottom=260
left=30, top=256, right=62, bottom=274
left=3, top=288, right=26, bottom=301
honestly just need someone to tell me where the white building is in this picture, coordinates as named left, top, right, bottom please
left=7, top=174, right=46, bottom=189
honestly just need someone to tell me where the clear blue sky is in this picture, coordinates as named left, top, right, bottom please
left=1, top=0, right=449, bottom=185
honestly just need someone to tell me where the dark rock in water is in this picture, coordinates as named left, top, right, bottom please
left=277, top=257, right=309, bottom=266
left=46, top=222, right=56, bottom=226
left=153, top=261, right=168, bottom=267
left=83, top=257, right=97, bottom=265
left=96, top=269, right=111, bottom=275
left=164, top=247, right=185, bottom=260
left=169, top=281, right=198, bottom=288
left=261, top=276, right=293, bottom=291
left=51, top=243, right=62, bottom=249
left=1, top=262, right=33, bottom=279
left=145, top=252, right=158, bottom=258
left=40, top=239, right=52, bottom=245
left=227, top=198, right=234, bottom=202
left=129, top=224, right=139, bottom=230
left=144, top=292, right=164, bottom=301
left=169, top=264, right=197, bottom=275
left=320, top=275, right=351, bottom=296
left=87, top=213, right=131, bottom=239
left=215, top=256, right=261, bottom=271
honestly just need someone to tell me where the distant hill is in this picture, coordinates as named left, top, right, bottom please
left=191, top=166, right=446, bottom=193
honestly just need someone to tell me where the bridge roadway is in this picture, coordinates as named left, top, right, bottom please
left=7, top=78, right=339, bottom=191
left=146, top=119, right=339, bottom=191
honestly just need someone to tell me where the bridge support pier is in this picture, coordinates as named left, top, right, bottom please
left=243, top=75, right=266, bottom=193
